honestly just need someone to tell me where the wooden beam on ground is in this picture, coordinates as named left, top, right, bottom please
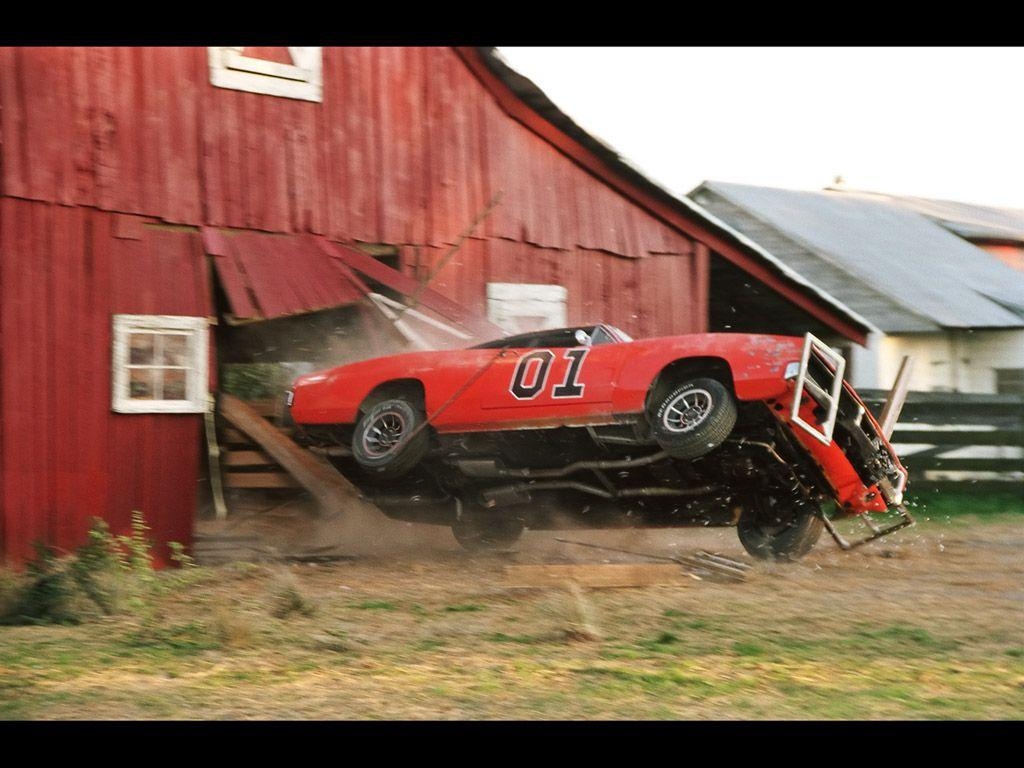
left=218, top=393, right=384, bottom=518
left=504, top=563, right=693, bottom=589
left=223, top=472, right=301, bottom=489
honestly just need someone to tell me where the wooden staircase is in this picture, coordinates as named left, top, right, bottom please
left=215, top=394, right=381, bottom=518
left=219, top=398, right=300, bottom=490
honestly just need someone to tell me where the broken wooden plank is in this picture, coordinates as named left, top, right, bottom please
left=245, top=398, right=282, bottom=419
left=221, top=426, right=254, bottom=445
left=223, top=472, right=301, bottom=489
left=504, top=563, right=692, bottom=589
left=218, top=393, right=384, bottom=518
left=223, top=449, right=276, bottom=467
left=221, top=425, right=294, bottom=445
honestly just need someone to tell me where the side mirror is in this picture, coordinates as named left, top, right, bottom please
left=574, top=329, right=592, bottom=346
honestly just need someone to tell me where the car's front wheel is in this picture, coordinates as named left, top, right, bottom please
left=351, top=398, right=430, bottom=479
left=736, top=490, right=824, bottom=561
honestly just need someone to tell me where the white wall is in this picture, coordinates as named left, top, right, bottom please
left=874, top=329, right=1024, bottom=393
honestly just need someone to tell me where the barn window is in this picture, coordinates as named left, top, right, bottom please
left=487, top=283, right=568, bottom=335
left=208, top=47, right=323, bottom=102
left=111, top=315, right=209, bottom=414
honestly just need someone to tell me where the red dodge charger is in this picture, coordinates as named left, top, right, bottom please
left=288, top=324, right=909, bottom=559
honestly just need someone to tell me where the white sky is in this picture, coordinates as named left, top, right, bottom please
left=496, top=47, right=1024, bottom=210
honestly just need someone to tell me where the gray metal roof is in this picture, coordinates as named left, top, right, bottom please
left=830, top=190, right=1024, bottom=243
left=689, top=182, right=1024, bottom=332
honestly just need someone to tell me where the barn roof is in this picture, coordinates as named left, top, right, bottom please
left=689, top=181, right=1024, bottom=332
left=828, top=189, right=1024, bottom=244
left=468, top=48, right=875, bottom=343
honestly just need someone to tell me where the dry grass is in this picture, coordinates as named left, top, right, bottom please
left=1, top=510, right=1022, bottom=720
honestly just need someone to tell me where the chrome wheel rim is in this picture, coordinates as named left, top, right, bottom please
left=662, top=389, right=713, bottom=433
left=361, top=409, right=407, bottom=457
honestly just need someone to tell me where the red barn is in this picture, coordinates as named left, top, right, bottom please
left=0, top=46, right=867, bottom=565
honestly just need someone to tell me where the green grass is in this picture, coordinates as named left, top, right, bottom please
left=905, top=487, right=1024, bottom=518
left=351, top=600, right=397, bottom=611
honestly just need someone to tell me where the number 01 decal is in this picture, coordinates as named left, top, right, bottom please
left=509, top=348, right=589, bottom=400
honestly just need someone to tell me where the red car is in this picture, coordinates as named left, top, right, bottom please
left=288, top=324, right=910, bottom=559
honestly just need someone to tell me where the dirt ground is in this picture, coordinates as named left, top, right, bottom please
left=2, top=493, right=1022, bottom=720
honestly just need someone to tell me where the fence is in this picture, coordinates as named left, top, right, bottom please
left=858, top=390, right=1024, bottom=483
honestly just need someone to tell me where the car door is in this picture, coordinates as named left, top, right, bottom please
left=433, top=340, right=629, bottom=431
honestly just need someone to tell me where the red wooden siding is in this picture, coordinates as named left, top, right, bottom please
left=0, top=198, right=212, bottom=565
left=1, top=48, right=706, bottom=316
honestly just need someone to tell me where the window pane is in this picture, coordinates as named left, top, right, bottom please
left=163, top=369, right=187, bottom=400
left=129, top=333, right=156, bottom=365
left=129, top=368, right=156, bottom=399
left=163, top=334, right=190, bottom=367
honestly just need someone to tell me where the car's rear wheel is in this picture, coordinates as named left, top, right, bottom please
left=351, top=398, right=430, bottom=479
left=451, top=508, right=525, bottom=552
left=650, top=378, right=737, bottom=460
left=736, top=490, right=824, bottom=561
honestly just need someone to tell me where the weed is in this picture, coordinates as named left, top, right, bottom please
left=271, top=579, right=315, bottom=619
left=0, top=543, right=80, bottom=625
left=733, top=641, right=766, bottom=657
left=169, top=541, right=196, bottom=569
left=0, top=512, right=189, bottom=626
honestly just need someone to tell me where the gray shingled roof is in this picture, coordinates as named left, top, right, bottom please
left=689, top=182, right=1024, bottom=332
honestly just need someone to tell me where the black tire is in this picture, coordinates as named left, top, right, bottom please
left=351, top=398, right=430, bottom=479
left=736, top=491, right=824, bottom=561
left=451, top=510, right=524, bottom=552
left=650, top=378, right=737, bottom=460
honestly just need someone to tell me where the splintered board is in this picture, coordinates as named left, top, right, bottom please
left=504, top=563, right=696, bottom=589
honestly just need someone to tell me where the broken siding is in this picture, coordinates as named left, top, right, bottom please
left=0, top=198, right=212, bottom=565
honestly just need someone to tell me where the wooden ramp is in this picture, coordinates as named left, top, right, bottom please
left=218, top=393, right=382, bottom=518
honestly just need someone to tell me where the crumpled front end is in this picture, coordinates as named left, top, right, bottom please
left=771, top=334, right=908, bottom=516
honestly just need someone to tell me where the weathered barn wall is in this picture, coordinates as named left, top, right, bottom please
left=0, top=46, right=705, bottom=340
left=0, top=198, right=212, bottom=564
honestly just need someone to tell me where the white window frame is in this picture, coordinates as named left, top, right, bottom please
left=112, top=315, right=209, bottom=414
left=208, top=47, right=323, bottom=102
left=487, top=283, right=568, bottom=335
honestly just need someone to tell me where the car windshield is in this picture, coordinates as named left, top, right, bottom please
left=471, top=324, right=630, bottom=349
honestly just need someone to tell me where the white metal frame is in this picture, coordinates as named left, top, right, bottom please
left=789, top=332, right=847, bottom=445
left=111, top=315, right=209, bottom=414
left=208, top=47, right=323, bottom=102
